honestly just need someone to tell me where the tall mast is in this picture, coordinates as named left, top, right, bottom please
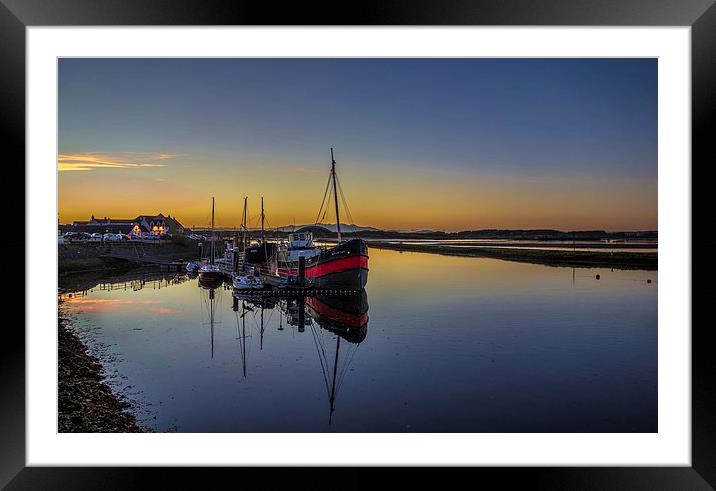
left=261, top=196, right=265, bottom=242
left=328, top=335, right=341, bottom=424
left=260, top=304, right=264, bottom=351
left=331, top=148, right=342, bottom=242
left=210, top=196, right=215, bottom=265
left=241, top=301, right=247, bottom=378
left=242, top=196, right=248, bottom=250
left=209, top=288, right=215, bottom=358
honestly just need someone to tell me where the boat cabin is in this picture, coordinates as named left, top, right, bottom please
left=288, top=232, right=315, bottom=250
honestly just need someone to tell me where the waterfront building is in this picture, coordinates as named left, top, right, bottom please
left=67, top=213, right=186, bottom=237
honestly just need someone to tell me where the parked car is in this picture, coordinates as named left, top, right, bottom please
left=103, top=233, right=123, bottom=241
left=88, top=233, right=103, bottom=242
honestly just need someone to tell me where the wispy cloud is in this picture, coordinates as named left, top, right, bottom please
left=58, top=152, right=182, bottom=172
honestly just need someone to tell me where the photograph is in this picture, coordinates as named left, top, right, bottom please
left=56, top=57, right=658, bottom=433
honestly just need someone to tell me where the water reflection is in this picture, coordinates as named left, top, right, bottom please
left=59, top=248, right=657, bottom=432
left=196, top=282, right=369, bottom=424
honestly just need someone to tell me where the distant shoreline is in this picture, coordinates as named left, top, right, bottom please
left=367, top=241, right=657, bottom=271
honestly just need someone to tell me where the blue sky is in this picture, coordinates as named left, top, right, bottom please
left=58, top=58, right=657, bottom=231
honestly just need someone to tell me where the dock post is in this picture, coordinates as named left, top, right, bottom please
left=298, top=256, right=306, bottom=287
left=298, top=295, right=305, bottom=333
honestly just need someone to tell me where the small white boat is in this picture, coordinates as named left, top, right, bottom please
left=198, top=263, right=222, bottom=279
left=233, top=274, right=261, bottom=290
left=233, top=275, right=254, bottom=290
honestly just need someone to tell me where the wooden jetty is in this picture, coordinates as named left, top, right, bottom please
left=232, top=287, right=361, bottom=297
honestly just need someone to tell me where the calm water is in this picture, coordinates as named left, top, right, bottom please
left=60, top=248, right=657, bottom=432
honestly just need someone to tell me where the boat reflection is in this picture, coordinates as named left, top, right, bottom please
left=302, top=291, right=368, bottom=423
left=198, top=278, right=230, bottom=358
left=223, top=287, right=369, bottom=424
left=198, top=274, right=224, bottom=290
left=306, top=291, right=368, bottom=344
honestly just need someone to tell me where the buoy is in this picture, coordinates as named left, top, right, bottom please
left=596, top=274, right=600, bottom=280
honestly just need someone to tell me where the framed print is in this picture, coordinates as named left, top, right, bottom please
left=4, top=0, right=715, bottom=488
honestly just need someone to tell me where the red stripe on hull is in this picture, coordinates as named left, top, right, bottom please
left=305, top=255, right=368, bottom=278
left=306, top=297, right=368, bottom=328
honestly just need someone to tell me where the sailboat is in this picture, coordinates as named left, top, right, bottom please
left=270, top=149, right=369, bottom=290
left=233, top=196, right=263, bottom=290
left=243, top=196, right=278, bottom=270
left=198, top=196, right=223, bottom=287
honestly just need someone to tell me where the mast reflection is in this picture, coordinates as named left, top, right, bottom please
left=198, top=276, right=227, bottom=359
left=230, top=287, right=369, bottom=424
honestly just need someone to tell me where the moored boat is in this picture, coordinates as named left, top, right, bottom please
left=233, top=270, right=263, bottom=290
left=198, top=197, right=224, bottom=285
left=267, top=149, right=369, bottom=290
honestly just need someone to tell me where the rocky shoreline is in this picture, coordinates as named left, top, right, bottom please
left=58, top=311, right=142, bottom=433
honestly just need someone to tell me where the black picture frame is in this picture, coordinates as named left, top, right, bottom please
left=3, top=0, right=713, bottom=488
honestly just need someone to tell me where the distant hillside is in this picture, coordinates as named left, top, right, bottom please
left=340, top=229, right=658, bottom=241
left=295, top=225, right=332, bottom=234
left=273, top=223, right=380, bottom=233
left=195, top=225, right=657, bottom=242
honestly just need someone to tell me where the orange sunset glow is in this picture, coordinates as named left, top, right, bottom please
left=59, top=58, right=657, bottom=232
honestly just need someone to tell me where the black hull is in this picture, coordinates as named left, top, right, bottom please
left=278, top=238, right=369, bottom=290
left=198, top=273, right=223, bottom=289
left=306, top=290, right=369, bottom=343
left=310, top=267, right=369, bottom=290
left=314, top=289, right=369, bottom=315
left=244, top=242, right=278, bottom=265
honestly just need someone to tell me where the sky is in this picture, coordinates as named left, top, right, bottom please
left=58, top=58, right=657, bottom=232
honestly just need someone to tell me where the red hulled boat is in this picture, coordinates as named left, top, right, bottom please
left=268, top=149, right=369, bottom=290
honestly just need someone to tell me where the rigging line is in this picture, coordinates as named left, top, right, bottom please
left=308, top=323, right=331, bottom=397
left=235, top=310, right=246, bottom=357
left=323, top=186, right=338, bottom=223
left=314, top=172, right=333, bottom=226
left=335, top=174, right=353, bottom=223
left=336, top=340, right=356, bottom=385
left=336, top=177, right=354, bottom=226
left=313, top=324, right=330, bottom=370
left=319, top=171, right=333, bottom=224
left=264, top=308, right=275, bottom=327
left=336, top=342, right=356, bottom=389
left=336, top=343, right=360, bottom=394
